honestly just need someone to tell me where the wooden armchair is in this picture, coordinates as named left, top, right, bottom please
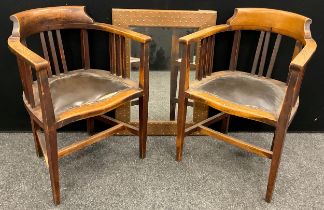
left=176, top=8, right=316, bottom=202
left=8, top=6, right=151, bottom=205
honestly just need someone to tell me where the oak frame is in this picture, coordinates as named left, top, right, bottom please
left=8, top=6, right=151, bottom=205
left=112, top=8, right=217, bottom=135
left=176, top=8, right=317, bottom=202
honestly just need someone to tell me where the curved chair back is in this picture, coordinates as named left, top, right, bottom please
left=179, top=8, right=316, bottom=82
left=225, top=8, right=314, bottom=78
left=10, top=6, right=94, bottom=38
left=8, top=6, right=150, bottom=111
left=227, top=8, right=312, bottom=42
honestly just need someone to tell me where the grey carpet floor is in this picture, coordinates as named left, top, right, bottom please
left=0, top=132, right=323, bottom=209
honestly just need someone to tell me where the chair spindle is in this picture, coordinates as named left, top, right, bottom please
left=115, top=35, right=121, bottom=76
left=229, top=30, right=241, bottom=70
left=80, top=29, right=90, bottom=70
left=109, top=33, right=116, bottom=74
left=55, top=30, right=68, bottom=73
left=40, top=32, right=52, bottom=77
left=266, top=34, right=282, bottom=78
left=47, top=31, right=60, bottom=76
left=251, top=31, right=265, bottom=74
left=258, top=31, right=271, bottom=76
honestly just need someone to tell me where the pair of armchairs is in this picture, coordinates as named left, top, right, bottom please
left=8, top=6, right=316, bottom=205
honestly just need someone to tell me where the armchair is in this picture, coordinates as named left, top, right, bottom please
left=8, top=6, right=151, bottom=205
left=176, top=8, right=317, bottom=202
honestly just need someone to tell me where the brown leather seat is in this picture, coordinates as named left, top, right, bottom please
left=187, top=71, right=298, bottom=123
left=27, top=69, right=143, bottom=127
left=31, top=69, right=140, bottom=115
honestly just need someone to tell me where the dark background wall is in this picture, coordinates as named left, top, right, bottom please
left=0, top=0, right=323, bottom=132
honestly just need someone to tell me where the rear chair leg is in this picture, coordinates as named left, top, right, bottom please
left=86, top=118, right=95, bottom=135
left=270, top=135, right=275, bottom=151
left=44, top=127, right=60, bottom=205
left=30, top=118, right=43, bottom=157
left=221, top=115, right=230, bottom=134
left=139, top=96, right=148, bottom=159
left=170, top=65, right=179, bottom=121
left=265, top=126, right=288, bottom=202
left=176, top=97, right=188, bottom=161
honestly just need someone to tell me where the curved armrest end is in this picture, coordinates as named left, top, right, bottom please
left=8, top=37, right=49, bottom=70
left=290, top=38, right=317, bottom=71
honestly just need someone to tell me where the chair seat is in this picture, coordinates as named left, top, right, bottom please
left=187, top=71, right=298, bottom=125
left=26, top=69, right=142, bottom=126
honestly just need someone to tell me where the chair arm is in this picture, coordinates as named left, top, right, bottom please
left=8, top=37, right=55, bottom=122
left=179, top=24, right=230, bottom=44
left=8, top=37, right=49, bottom=71
left=90, top=23, right=152, bottom=44
left=290, top=38, right=317, bottom=71
left=280, top=38, right=317, bottom=122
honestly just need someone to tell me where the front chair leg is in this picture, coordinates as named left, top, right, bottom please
left=44, top=127, right=60, bottom=205
left=30, top=118, right=43, bottom=157
left=265, top=125, right=288, bottom=202
left=139, top=96, right=148, bottom=159
left=176, top=97, right=188, bottom=161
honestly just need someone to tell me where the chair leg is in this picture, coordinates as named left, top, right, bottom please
left=221, top=115, right=230, bottom=134
left=170, top=66, right=179, bottom=121
left=139, top=96, right=148, bottom=159
left=86, top=118, right=95, bottom=135
left=270, top=136, right=275, bottom=151
left=44, top=127, right=60, bottom=205
left=176, top=97, right=188, bottom=161
left=30, top=118, right=43, bottom=157
left=265, top=125, right=288, bottom=202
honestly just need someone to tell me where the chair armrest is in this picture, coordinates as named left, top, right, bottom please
left=179, top=24, right=230, bottom=44
left=8, top=37, right=49, bottom=71
left=280, top=38, right=317, bottom=121
left=8, top=37, right=54, bottom=121
left=90, top=23, right=152, bottom=43
left=290, top=38, right=317, bottom=71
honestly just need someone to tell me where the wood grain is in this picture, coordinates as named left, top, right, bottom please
left=227, top=8, right=312, bottom=42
